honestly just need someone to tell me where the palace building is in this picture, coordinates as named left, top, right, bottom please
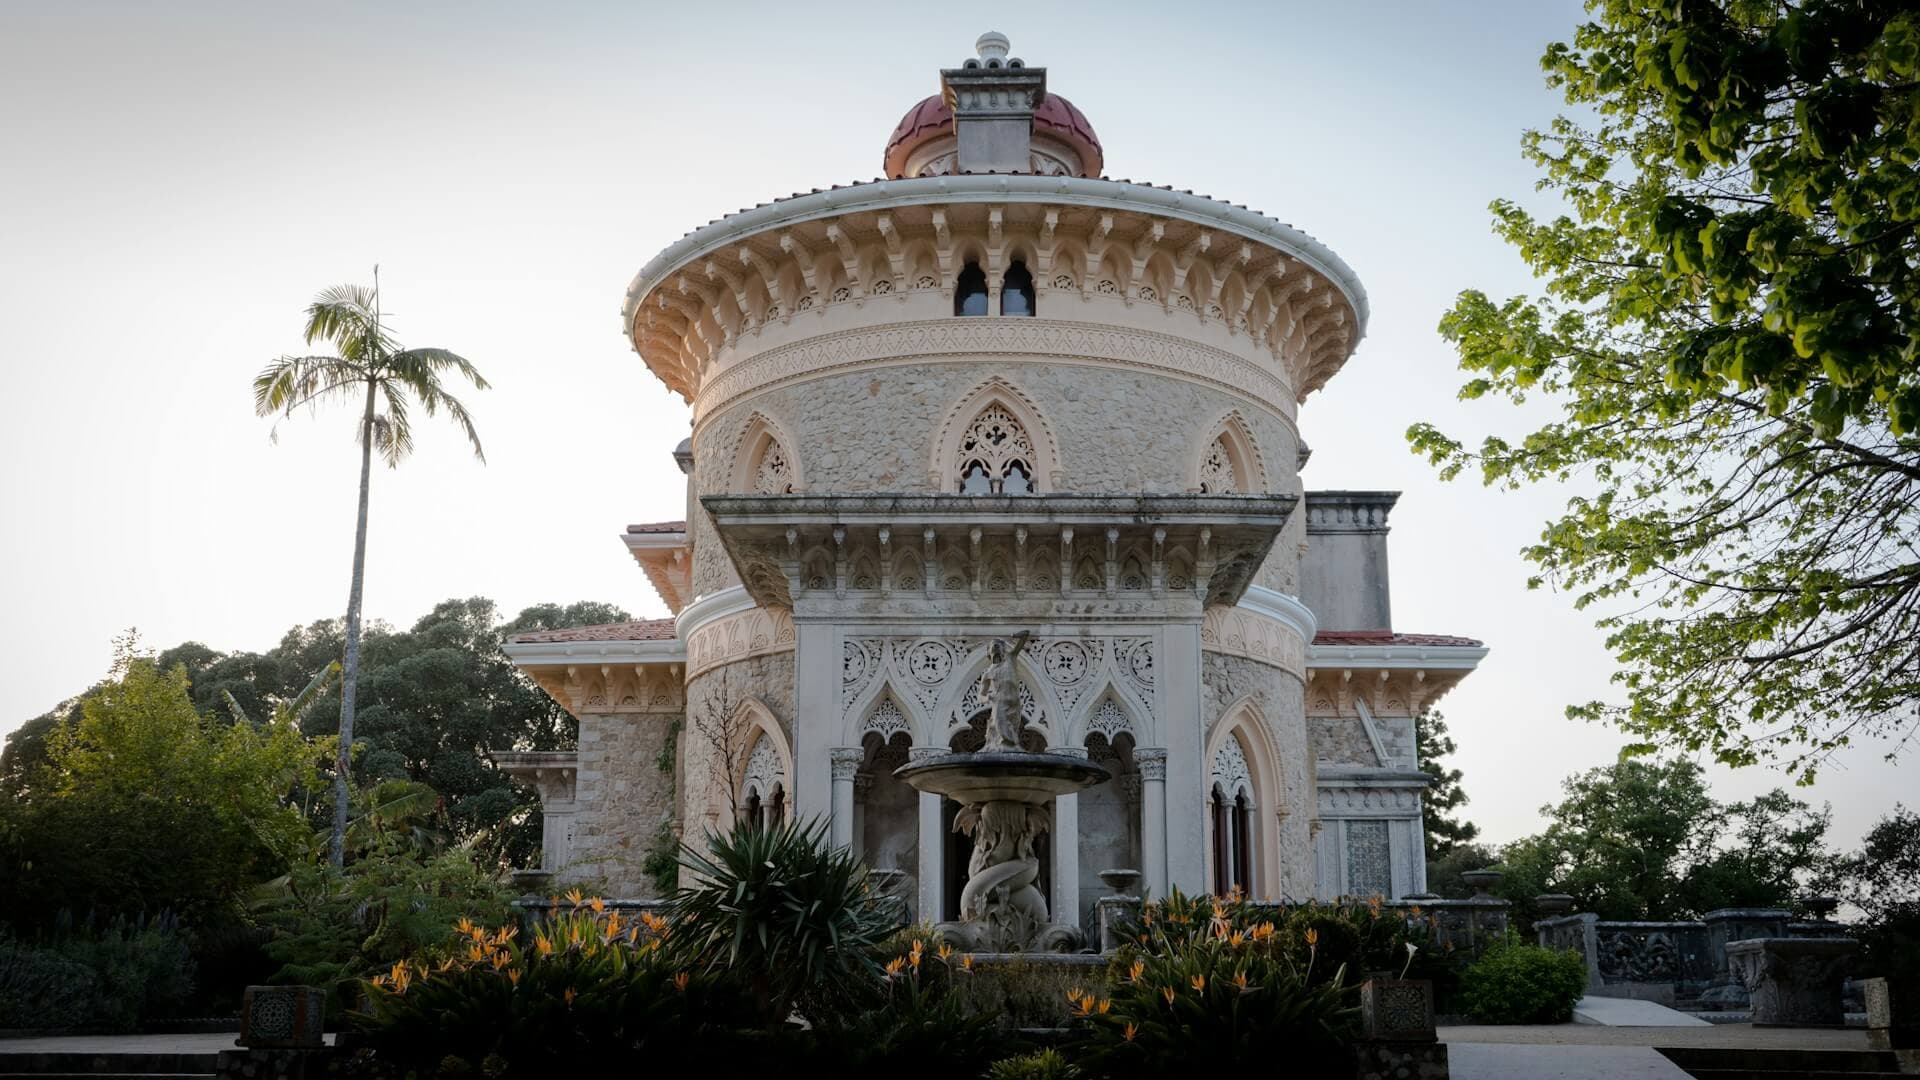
left=494, top=33, right=1485, bottom=925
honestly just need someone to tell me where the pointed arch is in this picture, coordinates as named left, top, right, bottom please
left=735, top=699, right=794, bottom=829
left=1191, top=409, right=1268, bottom=494
left=929, top=377, right=1062, bottom=492
left=1065, top=680, right=1152, bottom=746
left=1204, top=698, right=1287, bottom=898
left=932, top=645, right=1057, bottom=748
left=731, top=411, right=803, bottom=494
left=842, top=671, right=927, bottom=747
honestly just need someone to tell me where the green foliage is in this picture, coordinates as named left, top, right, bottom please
left=252, top=782, right=513, bottom=1012
left=1427, top=843, right=1501, bottom=901
left=1495, top=759, right=1833, bottom=920
left=1077, top=927, right=1356, bottom=1077
left=991, top=1049, right=1082, bottom=1080
left=1417, top=711, right=1478, bottom=860
left=823, top=945, right=1002, bottom=1080
left=1124, top=888, right=1449, bottom=988
left=0, top=915, right=195, bottom=1030
left=1824, top=805, right=1920, bottom=979
left=1411, top=0, right=1920, bottom=776
left=351, top=905, right=759, bottom=1075
left=0, top=647, right=327, bottom=930
left=1458, top=938, right=1589, bottom=1024
left=667, top=816, right=894, bottom=1027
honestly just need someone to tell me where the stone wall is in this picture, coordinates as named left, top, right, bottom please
left=1308, top=714, right=1380, bottom=767
left=569, top=710, right=681, bottom=898
left=688, top=360, right=1301, bottom=596
left=679, top=652, right=798, bottom=836
left=1200, top=650, right=1314, bottom=896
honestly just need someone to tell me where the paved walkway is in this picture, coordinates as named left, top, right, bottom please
left=1441, top=1023, right=1871, bottom=1080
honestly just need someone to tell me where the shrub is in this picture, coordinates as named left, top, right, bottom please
left=991, top=1049, right=1082, bottom=1079
left=816, top=938, right=1002, bottom=1079
left=1079, top=930, right=1357, bottom=1076
left=1458, top=939, right=1588, bottom=1024
left=351, top=899, right=761, bottom=1074
left=667, top=816, right=894, bottom=1027
left=0, top=915, right=194, bottom=1030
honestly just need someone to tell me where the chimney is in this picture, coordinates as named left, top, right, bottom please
left=940, top=32, right=1047, bottom=174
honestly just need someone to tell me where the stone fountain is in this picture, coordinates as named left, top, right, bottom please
left=894, top=632, right=1109, bottom=951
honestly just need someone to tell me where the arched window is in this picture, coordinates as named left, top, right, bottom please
left=1199, top=437, right=1237, bottom=493
left=1001, top=260, right=1035, bottom=316
left=956, top=405, right=1038, bottom=494
left=1210, top=733, right=1255, bottom=895
left=741, top=731, right=787, bottom=827
left=955, top=261, right=989, bottom=316
left=1232, top=791, right=1252, bottom=893
left=1210, top=786, right=1231, bottom=895
left=754, top=436, right=794, bottom=495
left=744, top=790, right=764, bottom=830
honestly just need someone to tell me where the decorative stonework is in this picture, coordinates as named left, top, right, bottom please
left=1318, top=785, right=1422, bottom=815
left=685, top=604, right=796, bottom=679
left=1345, top=819, right=1391, bottom=897
left=695, top=319, right=1299, bottom=428
left=1119, top=638, right=1154, bottom=691
left=1199, top=437, right=1236, bottom=493
left=1211, top=735, right=1251, bottom=796
left=1087, top=698, right=1132, bottom=739
left=1134, top=747, right=1168, bottom=781
left=754, top=438, right=794, bottom=494
left=743, top=733, right=784, bottom=795
left=866, top=697, right=910, bottom=740
left=1201, top=605, right=1307, bottom=671
left=956, top=404, right=1039, bottom=494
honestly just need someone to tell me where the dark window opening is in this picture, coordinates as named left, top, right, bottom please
left=1232, top=793, right=1252, bottom=894
left=1001, top=260, right=1035, bottom=316
left=955, top=262, right=988, bottom=316
left=1210, top=788, right=1231, bottom=895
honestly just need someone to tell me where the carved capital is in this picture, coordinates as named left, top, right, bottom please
left=829, top=746, right=866, bottom=781
left=1134, top=746, right=1168, bottom=781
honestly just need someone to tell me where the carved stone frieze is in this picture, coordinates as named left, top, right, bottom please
left=685, top=604, right=796, bottom=679
left=1201, top=604, right=1306, bottom=672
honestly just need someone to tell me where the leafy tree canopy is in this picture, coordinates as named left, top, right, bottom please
left=1410, top=0, right=1920, bottom=778
left=1416, top=710, right=1479, bottom=861
left=1497, top=758, right=1833, bottom=920
left=0, top=644, right=328, bottom=929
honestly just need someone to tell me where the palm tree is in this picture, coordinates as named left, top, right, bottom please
left=254, top=275, right=486, bottom=866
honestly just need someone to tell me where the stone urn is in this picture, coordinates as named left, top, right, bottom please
left=1799, top=895, right=1841, bottom=921
left=1098, top=868, right=1142, bottom=897
left=1460, top=869, right=1504, bottom=898
left=509, top=868, right=554, bottom=899
left=1534, top=893, right=1577, bottom=917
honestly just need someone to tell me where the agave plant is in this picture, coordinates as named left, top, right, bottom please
left=667, top=816, right=894, bottom=1028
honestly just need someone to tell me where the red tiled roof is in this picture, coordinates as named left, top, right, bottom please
left=1313, top=631, right=1484, bottom=648
left=510, top=618, right=678, bottom=644
left=625, top=520, right=687, bottom=534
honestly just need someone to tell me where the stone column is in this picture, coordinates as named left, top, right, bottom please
left=1156, top=622, right=1207, bottom=894
left=829, top=747, right=864, bottom=851
left=792, top=621, right=839, bottom=821
left=1136, top=747, right=1169, bottom=900
left=1049, top=745, right=1086, bottom=929
left=910, top=747, right=946, bottom=924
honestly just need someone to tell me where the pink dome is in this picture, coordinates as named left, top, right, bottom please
left=883, top=92, right=1104, bottom=179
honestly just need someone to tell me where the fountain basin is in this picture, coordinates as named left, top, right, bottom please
left=893, top=750, right=1109, bottom=804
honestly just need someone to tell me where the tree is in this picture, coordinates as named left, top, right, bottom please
left=1824, top=805, right=1920, bottom=977
left=1409, top=2, right=1920, bottom=779
left=1416, top=710, right=1479, bottom=861
left=0, top=642, right=329, bottom=930
left=1496, top=758, right=1832, bottom=921
left=255, top=277, right=488, bottom=865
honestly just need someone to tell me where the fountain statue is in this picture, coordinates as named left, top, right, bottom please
left=894, top=634, right=1109, bottom=951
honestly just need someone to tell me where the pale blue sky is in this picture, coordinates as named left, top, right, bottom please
left=1, top=0, right=1907, bottom=850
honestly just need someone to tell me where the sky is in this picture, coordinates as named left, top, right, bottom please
left=0, top=0, right=1909, bottom=853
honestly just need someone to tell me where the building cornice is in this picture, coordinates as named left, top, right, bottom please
left=1306, top=642, right=1488, bottom=671
left=501, top=637, right=687, bottom=667
left=1238, top=585, right=1318, bottom=646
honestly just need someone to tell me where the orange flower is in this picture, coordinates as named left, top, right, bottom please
left=490, top=951, right=510, bottom=971
left=1123, top=1022, right=1138, bottom=1043
left=1067, top=987, right=1087, bottom=1005
left=885, top=957, right=906, bottom=977
left=960, top=954, right=975, bottom=973
left=1305, top=928, right=1319, bottom=947
left=565, top=888, right=585, bottom=907
left=937, top=943, right=953, bottom=962
left=1189, top=974, right=1206, bottom=992
left=455, top=916, right=476, bottom=937
left=1161, top=986, right=1176, bottom=1006
left=1233, top=971, right=1250, bottom=991
left=564, top=987, right=577, bottom=1006
left=1230, top=931, right=1246, bottom=947
left=535, top=937, right=555, bottom=957
left=589, top=897, right=606, bottom=914
left=1097, top=998, right=1112, bottom=1015
left=674, top=971, right=690, bottom=992
left=507, top=969, right=522, bottom=987
left=1128, top=960, right=1145, bottom=983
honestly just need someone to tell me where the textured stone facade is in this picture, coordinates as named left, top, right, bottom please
left=572, top=710, right=681, bottom=898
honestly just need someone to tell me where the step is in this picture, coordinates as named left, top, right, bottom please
left=0, top=1053, right=218, bottom=1076
left=0, top=1074, right=212, bottom=1079
left=1657, top=1045, right=1902, bottom=1078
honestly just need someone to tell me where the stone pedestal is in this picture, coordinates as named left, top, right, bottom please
left=1359, top=979, right=1436, bottom=1042
left=1702, top=908, right=1790, bottom=1003
left=1724, top=938, right=1858, bottom=1027
left=1865, top=977, right=1920, bottom=1051
left=238, top=986, right=325, bottom=1049
left=1352, top=1041, right=1448, bottom=1080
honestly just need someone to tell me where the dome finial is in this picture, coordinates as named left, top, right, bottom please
left=975, top=31, right=1010, bottom=62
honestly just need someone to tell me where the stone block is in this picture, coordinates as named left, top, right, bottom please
left=1351, top=1040, right=1449, bottom=1080
left=1724, top=937, right=1858, bottom=1027
left=1864, top=977, right=1920, bottom=1049
left=215, top=1047, right=338, bottom=1080
left=1360, top=979, right=1436, bottom=1043
left=238, top=985, right=325, bottom=1049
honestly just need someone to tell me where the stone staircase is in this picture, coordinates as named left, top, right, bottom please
left=1658, top=1045, right=1909, bottom=1079
left=0, top=1052, right=216, bottom=1080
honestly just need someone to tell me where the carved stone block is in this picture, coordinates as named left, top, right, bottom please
left=1360, top=979, right=1436, bottom=1043
left=238, top=984, right=325, bottom=1049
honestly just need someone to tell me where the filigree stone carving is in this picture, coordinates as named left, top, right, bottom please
left=1212, top=735, right=1251, bottom=794
left=1200, top=605, right=1306, bottom=671
left=1134, top=747, right=1168, bottom=781
left=1088, top=699, right=1131, bottom=739
left=1597, top=929, right=1681, bottom=982
left=1199, top=438, right=1237, bottom=494
left=866, top=697, right=910, bottom=740
left=685, top=605, right=796, bottom=679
